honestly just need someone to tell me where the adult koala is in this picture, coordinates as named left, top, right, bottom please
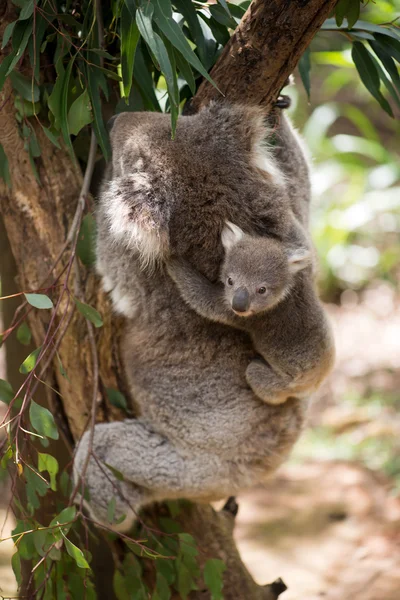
left=74, top=103, right=309, bottom=531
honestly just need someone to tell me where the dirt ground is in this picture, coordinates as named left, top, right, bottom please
left=1, top=286, right=400, bottom=599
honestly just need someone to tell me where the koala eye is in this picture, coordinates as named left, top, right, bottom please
left=257, top=287, right=267, bottom=295
left=227, top=277, right=234, bottom=286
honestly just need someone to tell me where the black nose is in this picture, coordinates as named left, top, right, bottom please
left=232, top=288, right=250, bottom=313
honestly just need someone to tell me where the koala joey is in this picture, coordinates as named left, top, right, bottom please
left=73, top=103, right=313, bottom=531
left=167, top=220, right=335, bottom=406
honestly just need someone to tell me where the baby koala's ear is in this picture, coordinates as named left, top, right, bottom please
left=221, top=221, right=245, bottom=251
left=287, top=247, right=312, bottom=273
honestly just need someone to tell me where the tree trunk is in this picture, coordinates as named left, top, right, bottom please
left=0, top=0, right=338, bottom=597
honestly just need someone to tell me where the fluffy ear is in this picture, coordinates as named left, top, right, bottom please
left=287, top=247, right=312, bottom=273
left=221, top=221, right=245, bottom=251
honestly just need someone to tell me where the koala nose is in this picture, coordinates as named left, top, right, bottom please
left=232, top=288, right=250, bottom=313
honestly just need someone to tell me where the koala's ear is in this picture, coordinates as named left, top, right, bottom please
left=287, top=247, right=312, bottom=273
left=221, top=221, right=245, bottom=251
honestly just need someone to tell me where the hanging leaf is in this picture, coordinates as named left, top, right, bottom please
left=87, top=63, right=111, bottom=160
left=298, top=47, right=311, bottom=99
left=107, top=497, right=116, bottom=524
left=19, top=346, right=41, bottom=374
left=152, top=573, right=171, bottom=600
left=63, top=535, right=90, bottom=569
left=76, top=214, right=96, bottom=267
left=106, top=388, right=128, bottom=411
left=49, top=505, right=76, bottom=534
left=42, top=126, right=61, bottom=149
left=29, top=400, right=59, bottom=440
left=74, top=298, right=103, bottom=327
left=2, top=21, right=16, bottom=49
left=151, top=0, right=219, bottom=92
left=25, top=293, right=53, bottom=309
left=203, top=559, right=226, bottom=600
left=174, top=49, right=196, bottom=95
left=38, top=453, right=59, bottom=491
left=351, top=42, right=393, bottom=117
left=67, top=89, right=92, bottom=136
left=346, top=0, right=360, bottom=29
left=9, top=70, right=39, bottom=102
left=11, top=552, right=22, bottom=588
left=0, top=378, right=14, bottom=404
left=16, top=321, right=32, bottom=345
left=173, top=0, right=207, bottom=66
left=6, top=20, right=33, bottom=76
left=121, top=4, right=140, bottom=99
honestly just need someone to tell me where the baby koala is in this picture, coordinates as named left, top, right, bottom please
left=167, top=222, right=335, bottom=405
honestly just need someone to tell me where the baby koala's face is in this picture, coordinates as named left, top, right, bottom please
left=220, top=222, right=310, bottom=317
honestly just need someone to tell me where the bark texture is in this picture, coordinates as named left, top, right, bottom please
left=0, top=0, right=338, bottom=598
left=191, top=0, right=339, bottom=111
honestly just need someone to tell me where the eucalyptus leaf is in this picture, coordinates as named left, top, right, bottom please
left=67, top=89, right=92, bottom=136
left=16, top=321, right=32, bottom=345
left=63, top=535, right=90, bottom=569
left=121, top=4, right=140, bottom=98
left=0, top=378, right=14, bottom=404
left=74, top=298, right=103, bottom=327
left=25, top=293, right=53, bottom=309
left=298, top=47, right=311, bottom=99
left=19, top=346, right=41, bottom=374
left=29, top=400, right=59, bottom=440
left=203, top=559, right=226, bottom=600
left=352, top=42, right=393, bottom=117
left=38, top=453, right=59, bottom=491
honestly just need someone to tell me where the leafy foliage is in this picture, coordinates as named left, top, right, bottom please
left=0, top=0, right=399, bottom=598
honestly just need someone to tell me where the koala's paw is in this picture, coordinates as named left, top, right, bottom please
left=246, top=360, right=289, bottom=405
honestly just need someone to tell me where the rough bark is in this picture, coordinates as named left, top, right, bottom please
left=0, top=0, right=337, bottom=598
left=191, top=0, right=339, bottom=111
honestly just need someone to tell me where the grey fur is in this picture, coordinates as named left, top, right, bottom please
left=74, top=104, right=311, bottom=531
left=167, top=222, right=335, bottom=406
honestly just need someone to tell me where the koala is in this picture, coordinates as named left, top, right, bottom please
left=167, top=221, right=335, bottom=406
left=73, top=103, right=312, bottom=531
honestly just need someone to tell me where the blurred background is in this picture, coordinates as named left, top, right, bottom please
left=1, top=0, right=399, bottom=597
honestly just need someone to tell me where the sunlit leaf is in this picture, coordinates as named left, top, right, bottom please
left=19, top=346, right=41, bottom=374
left=106, top=388, right=128, bottom=411
left=38, top=453, right=59, bottom=491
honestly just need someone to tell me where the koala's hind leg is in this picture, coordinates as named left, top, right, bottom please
left=73, top=418, right=235, bottom=530
left=245, top=359, right=294, bottom=405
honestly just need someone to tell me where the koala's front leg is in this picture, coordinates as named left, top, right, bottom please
left=245, top=359, right=294, bottom=405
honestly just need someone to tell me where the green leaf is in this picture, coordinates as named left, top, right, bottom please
left=173, top=0, right=207, bottom=66
left=60, top=56, right=76, bottom=155
left=374, top=34, right=400, bottom=62
left=6, top=20, right=32, bottom=76
left=16, top=321, right=32, bottom=345
left=12, top=521, right=36, bottom=560
left=19, top=0, right=34, bottom=20
left=74, top=298, right=103, bottom=327
left=369, top=40, right=400, bottom=94
left=76, top=214, right=96, bottom=267
left=121, top=4, right=140, bottom=98
left=29, top=400, right=59, bottom=440
left=49, top=506, right=76, bottom=534
left=19, top=346, right=41, bottom=374
left=346, top=0, right=360, bottom=29
left=38, top=453, right=59, bottom=491
left=2, top=21, right=16, bottom=49
left=152, top=572, right=171, bottom=600
left=10, top=71, right=40, bottom=104
left=0, top=143, right=11, bottom=186
left=209, top=4, right=236, bottom=29
left=106, top=388, right=128, bottom=411
left=25, top=293, right=53, bottom=309
left=151, top=0, right=219, bottom=92
left=351, top=41, right=393, bottom=117
left=67, top=89, right=92, bottom=136
left=42, top=126, right=61, bottom=149
left=374, top=59, right=400, bottom=109
left=87, top=63, right=111, bottom=160
left=0, top=378, right=14, bottom=404
left=25, top=466, right=49, bottom=511
left=174, top=49, right=196, bottom=95
left=335, top=0, right=350, bottom=27
left=298, top=47, right=311, bottom=99
left=63, top=535, right=90, bottom=569
left=203, top=559, right=226, bottom=600
left=0, top=53, right=16, bottom=93
left=11, top=552, right=22, bottom=588
left=104, top=462, right=125, bottom=481
left=218, top=0, right=231, bottom=16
